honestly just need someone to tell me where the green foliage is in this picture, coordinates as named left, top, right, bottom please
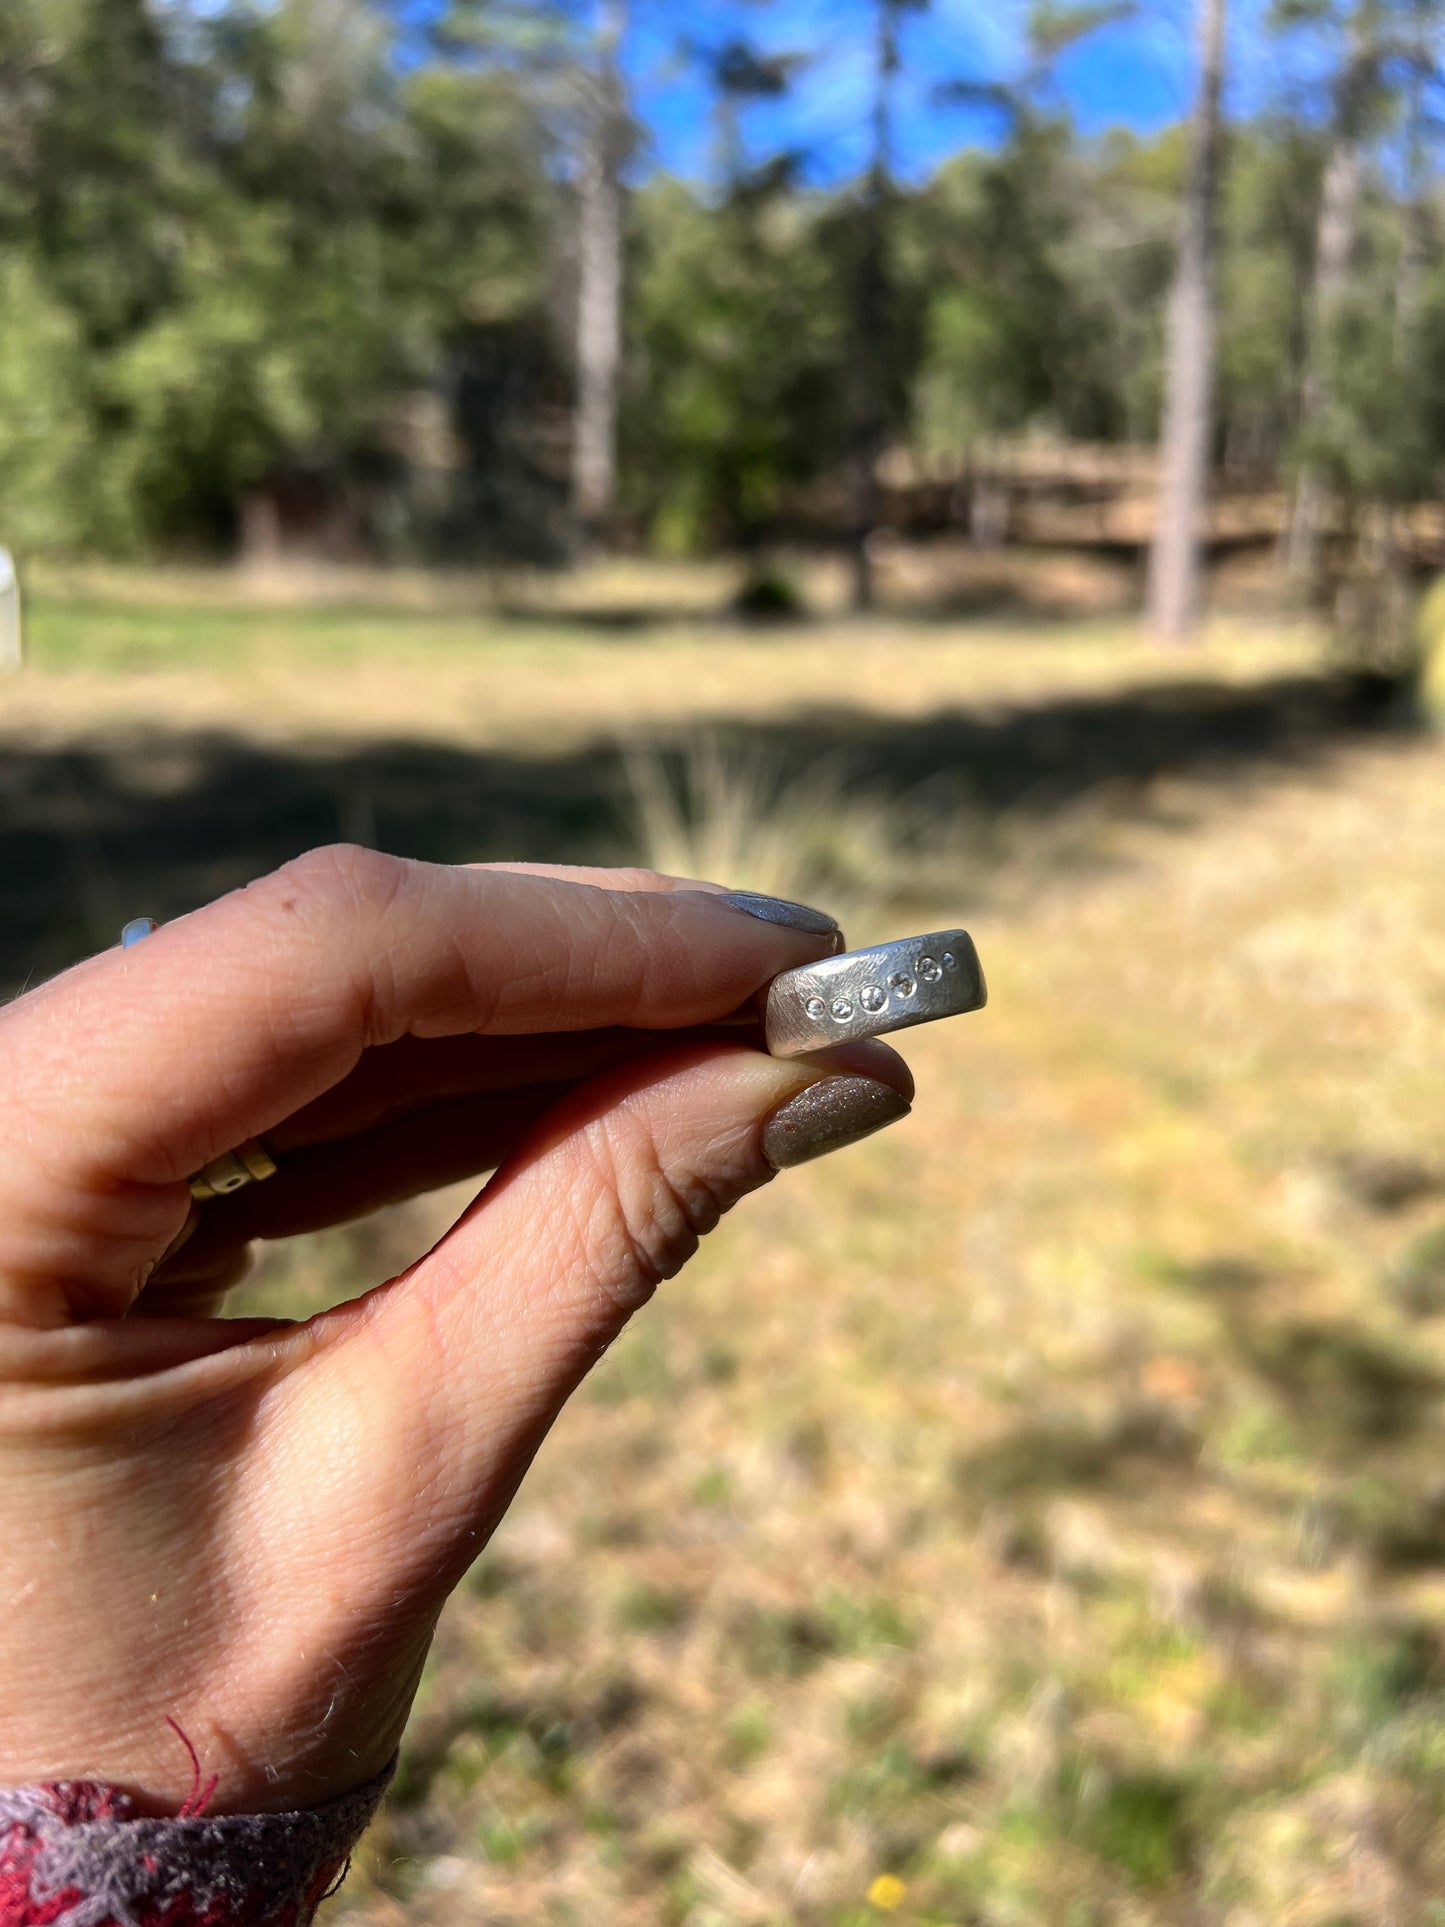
left=1066, top=1768, right=1192, bottom=1887
left=0, top=255, right=97, bottom=550
left=0, top=0, right=562, bottom=559
left=723, top=1701, right=774, bottom=1770
left=1329, top=1622, right=1445, bottom=1731
left=1387, top=1222, right=1445, bottom=1315
left=909, top=126, right=1170, bottom=452
left=11, top=0, right=1445, bottom=566
left=615, top=1584, right=692, bottom=1635
left=627, top=176, right=854, bottom=552
left=1218, top=123, right=1321, bottom=466
left=732, top=566, right=808, bottom=620
left=1028, top=1, right=1138, bottom=62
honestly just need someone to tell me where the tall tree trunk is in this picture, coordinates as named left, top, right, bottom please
left=849, top=0, right=899, bottom=614
left=572, top=0, right=628, bottom=537
left=1286, top=139, right=1361, bottom=579
left=1383, top=40, right=1429, bottom=586
left=1394, top=35, right=1428, bottom=372
left=1286, top=23, right=1370, bottom=585
left=1145, top=0, right=1227, bottom=645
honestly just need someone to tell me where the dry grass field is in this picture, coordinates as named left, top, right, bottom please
left=5, top=565, right=1445, bottom=1924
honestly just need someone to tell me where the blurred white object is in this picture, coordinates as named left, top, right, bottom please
left=0, top=548, right=19, bottom=671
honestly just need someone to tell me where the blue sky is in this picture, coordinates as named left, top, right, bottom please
left=620, top=0, right=1282, bottom=184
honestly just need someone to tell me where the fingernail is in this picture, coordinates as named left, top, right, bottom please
left=717, top=891, right=841, bottom=942
left=762, top=1076, right=911, bottom=1171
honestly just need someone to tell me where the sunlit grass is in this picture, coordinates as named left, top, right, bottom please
left=8, top=566, right=1444, bottom=1923
left=21, top=591, right=593, bottom=675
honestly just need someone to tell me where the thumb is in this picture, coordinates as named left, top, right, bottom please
left=274, top=1040, right=912, bottom=1600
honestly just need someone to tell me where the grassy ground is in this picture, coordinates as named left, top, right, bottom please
left=5, top=568, right=1445, bottom=1923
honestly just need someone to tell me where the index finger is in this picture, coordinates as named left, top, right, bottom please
left=1, top=846, right=839, bottom=1231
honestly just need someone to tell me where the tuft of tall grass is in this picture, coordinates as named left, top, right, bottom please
left=621, top=733, right=975, bottom=922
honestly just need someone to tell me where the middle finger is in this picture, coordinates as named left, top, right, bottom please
left=268, top=1022, right=763, bottom=1152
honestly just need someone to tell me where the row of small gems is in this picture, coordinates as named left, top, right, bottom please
left=804, top=949, right=959, bottom=1026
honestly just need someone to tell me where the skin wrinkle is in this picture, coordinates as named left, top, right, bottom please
left=550, top=1134, right=642, bottom=1309
left=476, top=1188, right=631, bottom=1412
left=3, top=1175, right=186, bottom=1322
left=569, top=1090, right=730, bottom=1314
left=487, top=924, right=573, bottom=1028
left=0, top=1322, right=301, bottom=1433
left=665, top=1150, right=748, bottom=1258
left=622, top=1101, right=724, bottom=1283
left=651, top=888, right=730, bottom=1015
left=387, top=1259, right=460, bottom=1403
left=619, top=888, right=695, bottom=1012
left=426, top=918, right=516, bottom=1040
left=578, top=1088, right=720, bottom=1311
left=489, top=885, right=642, bottom=1029
left=375, top=875, right=536, bottom=1042
left=7, top=1003, right=187, bottom=1189
left=240, top=989, right=373, bottom=1145
left=584, top=1154, right=676, bottom=1313
left=415, top=869, right=588, bottom=1042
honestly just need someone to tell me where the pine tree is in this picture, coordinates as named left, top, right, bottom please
left=1145, top=0, right=1228, bottom=643
left=848, top=0, right=937, bottom=611
left=572, top=0, right=630, bottom=535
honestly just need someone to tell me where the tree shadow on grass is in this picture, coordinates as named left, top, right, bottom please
left=1240, top=1320, right=1445, bottom=1442
left=952, top=1402, right=1203, bottom=1513
left=0, top=666, right=1407, bottom=996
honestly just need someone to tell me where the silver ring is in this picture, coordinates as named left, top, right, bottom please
left=765, top=929, right=986, bottom=1058
left=118, top=918, right=279, bottom=1201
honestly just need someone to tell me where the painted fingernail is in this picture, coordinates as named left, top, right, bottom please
left=762, top=1076, right=911, bottom=1171
left=717, top=891, right=841, bottom=942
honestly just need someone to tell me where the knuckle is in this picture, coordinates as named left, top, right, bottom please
left=269, top=844, right=412, bottom=923
left=249, top=846, right=418, bottom=1048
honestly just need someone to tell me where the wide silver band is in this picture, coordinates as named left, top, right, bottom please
left=765, top=929, right=986, bottom=1058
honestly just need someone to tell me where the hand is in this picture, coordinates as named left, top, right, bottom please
left=0, top=850, right=912, bottom=1814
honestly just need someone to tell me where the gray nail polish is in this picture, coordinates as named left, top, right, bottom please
left=718, top=891, right=840, bottom=940
left=762, top=1076, right=911, bottom=1171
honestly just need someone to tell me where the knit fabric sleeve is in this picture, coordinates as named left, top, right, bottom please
left=0, top=1763, right=393, bottom=1927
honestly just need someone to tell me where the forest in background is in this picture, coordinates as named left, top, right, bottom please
left=5, top=0, right=1445, bottom=641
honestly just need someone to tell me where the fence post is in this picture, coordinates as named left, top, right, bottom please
left=0, top=549, right=21, bottom=671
